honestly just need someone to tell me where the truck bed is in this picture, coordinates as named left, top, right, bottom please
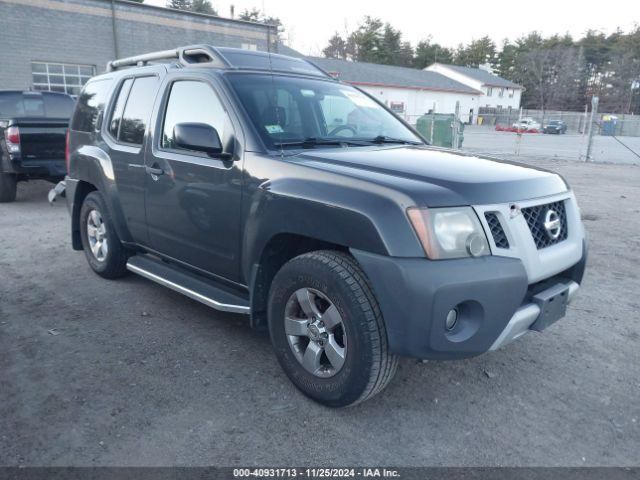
left=1, top=117, right=69, bottom=179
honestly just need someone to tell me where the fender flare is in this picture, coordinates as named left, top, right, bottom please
left=70, top=146, right=134, bottom=246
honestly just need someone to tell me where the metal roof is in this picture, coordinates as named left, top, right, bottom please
left=433, top=64, right=521, bottom=89
left=307, top=57, right=482, bottom=95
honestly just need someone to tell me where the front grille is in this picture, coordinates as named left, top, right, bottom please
left=484, top=212, right=510, bottom=248
left=521, top=200, right=568, bottom=249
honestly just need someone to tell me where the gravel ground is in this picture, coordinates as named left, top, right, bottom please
left=1, top=159, right=639, bottom=467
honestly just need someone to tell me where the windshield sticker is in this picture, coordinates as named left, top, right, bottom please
left=300, top=89, right=316, bottom=97
left=341, top=89, right=378, bottom=108
left=265, top=124, right=284, bottom=134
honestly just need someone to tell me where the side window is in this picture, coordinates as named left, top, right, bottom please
left=108, top=78, right=133, bottom=139
left=161, top=80, right=232, bottom=152
left=118, top=76, right=158, bottom=145
left=71, top=79, right=112, bottom=132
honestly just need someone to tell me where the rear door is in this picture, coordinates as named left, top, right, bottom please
left=143, top=75, right=243, bottom=282
left=104, top=74, right=160, bottom=245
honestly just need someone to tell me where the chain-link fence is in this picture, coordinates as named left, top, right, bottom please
left=408, top=101, right=640, bottom=165
left=475, top=107, right=640, bottom=137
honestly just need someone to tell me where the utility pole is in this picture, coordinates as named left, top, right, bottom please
left=453, top=101, right=460, bottom=149
left=514, top=106, right=523, bottom=156
left=267, top=26, right=271, bottom=53
left=429, top=102, right=436, bottom=145
left=110, top=0, right=120, bottom=60
left=585, top=96, right=599, bottom=162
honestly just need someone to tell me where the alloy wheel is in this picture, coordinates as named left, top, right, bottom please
left=86, top=209, right=108, bottom=262
left=284, top=287, right=347, bottom=378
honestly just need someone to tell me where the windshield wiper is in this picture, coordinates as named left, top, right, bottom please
left=272, top=136, right=422, bottom=149
left=273, top=137, right=361, bottom=149
left=368, top=135, right=422, bottom=145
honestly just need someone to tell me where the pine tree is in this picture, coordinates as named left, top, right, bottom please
left=167, top=0, right=190, bottom=9
left=190, top=0, right=217, bottom=15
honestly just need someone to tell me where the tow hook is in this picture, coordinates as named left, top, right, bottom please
left=48, top=180, right=66, bottom=205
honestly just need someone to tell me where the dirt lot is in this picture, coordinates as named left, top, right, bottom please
left=1, top=159, right=639, bottom=467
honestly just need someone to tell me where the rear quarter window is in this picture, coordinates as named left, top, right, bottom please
left=71, top=79, right=113, bottom=132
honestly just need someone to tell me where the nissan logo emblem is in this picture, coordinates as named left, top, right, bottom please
left=543, top=209, right=562, bottom=240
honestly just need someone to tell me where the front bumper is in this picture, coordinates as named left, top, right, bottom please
left=351, top=241, right=587, bottom=360
left=489, top=280, right=579, bottom=351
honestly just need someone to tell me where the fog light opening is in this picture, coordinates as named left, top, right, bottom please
left=445, top=308, right=459, bottom=331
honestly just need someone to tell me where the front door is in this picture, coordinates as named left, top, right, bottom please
left=144, top=78, right=243, bottom=282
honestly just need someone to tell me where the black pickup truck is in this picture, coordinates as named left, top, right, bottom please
left=57, top=46, right=587, bottom=407
left=0, top=90, right=74, bottom=202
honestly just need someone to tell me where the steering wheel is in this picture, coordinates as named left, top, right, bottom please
left=328, top=125, right=357, bottom=137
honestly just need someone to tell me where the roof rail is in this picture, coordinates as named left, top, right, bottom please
left=304, top=60, right=335, bottom=79
left=106, top=45, right=231, bottom=72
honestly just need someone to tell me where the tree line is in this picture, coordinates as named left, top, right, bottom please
left=164, top=1, right=281, bottom=28
left=323, top=17, right=640, bottom=114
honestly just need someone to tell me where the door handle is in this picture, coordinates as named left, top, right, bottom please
left=145, top=165, right=164, bottom=177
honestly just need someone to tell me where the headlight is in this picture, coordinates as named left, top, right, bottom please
left=407, top=207, right=490, bottom=259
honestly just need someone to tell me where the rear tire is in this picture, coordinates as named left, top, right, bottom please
left=268, top=250, right=398, bottom=407
left=79, top=191, right=128, bottom=279
left=0, top=173, right=17, bottom=203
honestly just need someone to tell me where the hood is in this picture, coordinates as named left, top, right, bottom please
left=293, top=145, right=568, bottom=207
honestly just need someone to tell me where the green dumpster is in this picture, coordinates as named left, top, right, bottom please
left=416, top=113, right=464, bottom=148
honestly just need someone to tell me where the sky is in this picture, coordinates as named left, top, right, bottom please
left=145, top=0, right=639, bottom=56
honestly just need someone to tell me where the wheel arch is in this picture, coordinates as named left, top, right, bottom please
left=70, top=176, right=133, bottom=252
left=248, top=232, right=349, bottom=329
left=70, top=180, right=97, bottom=250
left=69, top=143, right=136, bottom=249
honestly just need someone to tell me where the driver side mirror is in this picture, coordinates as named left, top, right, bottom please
left=173, top=122, right=229, bottom=158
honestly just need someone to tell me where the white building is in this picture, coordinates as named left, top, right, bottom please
left=425, top=63, right=523, bottom=114
left=309, top=57, right=483, bottom=124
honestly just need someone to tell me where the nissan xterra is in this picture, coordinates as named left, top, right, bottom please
left=54, top=46, right=587, bottom=407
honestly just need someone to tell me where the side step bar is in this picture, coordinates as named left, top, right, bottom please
left=126, top=255, right=250, bottom=315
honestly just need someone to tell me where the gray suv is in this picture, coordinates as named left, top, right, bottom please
left=56, top=45, right=587, bottom=407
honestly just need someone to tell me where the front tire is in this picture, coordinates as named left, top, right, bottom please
left=268, top=250, right=398, bottom=407
left=79, top=191, right=128, bottom=279
left=0, top=173, right=17, bottom=203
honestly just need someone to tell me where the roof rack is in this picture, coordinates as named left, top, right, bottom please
left=106, top=44, right=231, bottom=72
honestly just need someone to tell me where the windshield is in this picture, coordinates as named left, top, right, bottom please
left=226, top=73, right=422, bottom=149
left=549, top=120, right=561, bottom=125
